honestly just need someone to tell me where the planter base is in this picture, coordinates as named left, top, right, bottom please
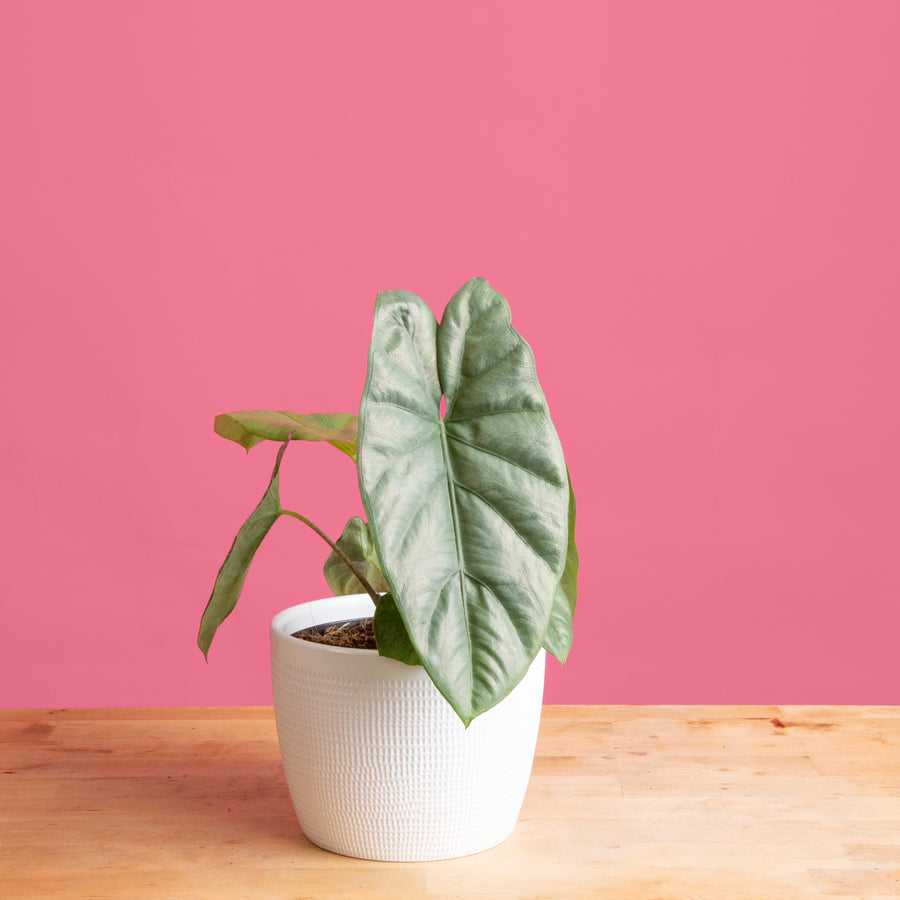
left=271, top=595, right=545, bottom=862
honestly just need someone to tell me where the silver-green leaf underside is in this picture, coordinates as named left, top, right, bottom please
left=542, top=467, right=579, bottom=663
left=358, top=278, right=569, bottom=724
left=215, top=410, right=358, bottom=459
left=198, top=439, right=289, bottom=658
left=323, top=516, right=390, bottom=596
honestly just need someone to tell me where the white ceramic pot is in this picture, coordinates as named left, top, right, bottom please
left=270, top=594, right=545, bottom=862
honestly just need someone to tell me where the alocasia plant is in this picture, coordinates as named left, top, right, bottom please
left=199, top=277, right=578, bottom=724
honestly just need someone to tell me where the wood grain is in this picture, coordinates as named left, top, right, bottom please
left=1, top=706, right=898, bottom=898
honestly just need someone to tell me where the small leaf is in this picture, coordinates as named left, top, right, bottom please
left=323, top=517, right=390, bottom=596
left=542, top=467, right=579, bottom=663
left=373, top=593, right=422, bottom=666
left=215, top=410, right=358, bottom=459
left=198, top=440, right=289, bottom=658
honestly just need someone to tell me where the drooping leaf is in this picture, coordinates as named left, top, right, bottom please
left=323, top=516, right=390, bottom=596
left=542, top=467, right=579, bottom=663
left=373, top=593, right=422, bottom=666
left=358, top=278, right=569, bottom=724
left=215, top=410, right=358, bottom=459
left=198, top=439, right=288, bottom=658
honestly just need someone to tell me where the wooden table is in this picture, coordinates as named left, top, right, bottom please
left=2, top=706, right=898, bottom=898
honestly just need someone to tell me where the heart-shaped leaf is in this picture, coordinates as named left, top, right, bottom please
left=215, top=410, right=358, bottom=459
left=323, top=516, right=389, bottom=596
left=358, top=278, right=569, bottom=724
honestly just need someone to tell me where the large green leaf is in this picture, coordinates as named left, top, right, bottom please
left=198, top=439, right=288, bottom=658
left=215, top=410, right=358, bottom=459
left=358, top=278, right=569, bottom=724
left=322, top=516, right=390, bottom=596
left=542, top=468, right=579, bottom=663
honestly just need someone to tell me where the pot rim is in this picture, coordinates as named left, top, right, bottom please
left=270, top=594, right=379, bottom=656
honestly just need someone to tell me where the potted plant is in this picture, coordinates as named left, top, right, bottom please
left=199, top=277, right=579, bottom=861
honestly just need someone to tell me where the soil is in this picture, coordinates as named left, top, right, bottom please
left=292, top=617, right=377, bottom=650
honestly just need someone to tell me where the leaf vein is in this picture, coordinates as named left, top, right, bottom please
left=451, top=480, right=557, bottom=578
left=462, top=572, right=526, bottom=657
left=445, top=432, right=562, bottom=488
left=370, top=399, right=438, bottom=425
left=445, top=406, right=547, bottom=423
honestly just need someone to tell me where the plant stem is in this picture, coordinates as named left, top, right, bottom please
left=281, top=509, right=381, bottom=608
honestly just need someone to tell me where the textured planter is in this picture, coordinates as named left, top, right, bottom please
left=270, top=594, right=545, bottom=862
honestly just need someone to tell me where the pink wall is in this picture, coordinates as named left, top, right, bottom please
left=2, top=2, right=898, bottom=709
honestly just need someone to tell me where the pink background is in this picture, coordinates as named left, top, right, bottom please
left=2, top=2, right=898, bottom=709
